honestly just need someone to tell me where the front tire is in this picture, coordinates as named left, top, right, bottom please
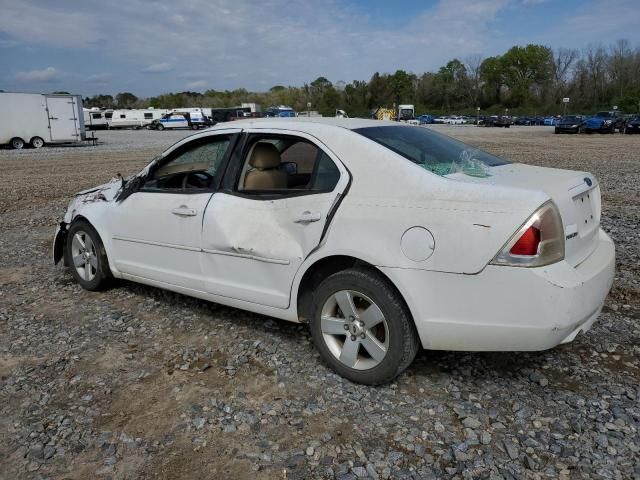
left=309, top=268, right=419, bottom=385
left=64, top=220, right=113, bottom=291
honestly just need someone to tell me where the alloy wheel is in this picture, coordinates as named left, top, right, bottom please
left=320, top=290, right=390, bottom=370
left=71, top=231, right=98, bottom=281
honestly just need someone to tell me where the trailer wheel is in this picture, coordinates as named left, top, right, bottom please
left=30, top=137, right=45, bottom=149
left=157, top=124, right=165, bottom=131
left=10, top=138, right=25, bottom=150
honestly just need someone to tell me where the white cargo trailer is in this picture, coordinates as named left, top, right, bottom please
left=0, top=92, right=85, bottom=149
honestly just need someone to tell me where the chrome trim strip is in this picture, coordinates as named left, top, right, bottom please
left=112, top=235, right=290, bottom=265
left=202, top=248, right=290, bottom=265
left=112, top=235, right=201, bottom=252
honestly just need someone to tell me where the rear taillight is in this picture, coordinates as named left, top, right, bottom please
left=491, top=201, right=564, bottom=267
left=510, top=226, right=540, bottom=255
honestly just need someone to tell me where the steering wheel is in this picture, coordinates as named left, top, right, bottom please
left=182, top=171, right=213, bottom=190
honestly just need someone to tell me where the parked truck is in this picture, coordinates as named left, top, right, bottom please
left=0, top=92, right=85, bottom=149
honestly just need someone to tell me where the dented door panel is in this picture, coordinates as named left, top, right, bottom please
left=201, top=191, right=340, bottom=308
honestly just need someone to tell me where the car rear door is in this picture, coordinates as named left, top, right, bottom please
left=200, top=129, right=350, bottom=309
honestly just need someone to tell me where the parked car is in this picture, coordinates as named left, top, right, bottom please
left=485, top=115, right=512, bottom=128
left=623, top=115, right=640, bottom=134
left=584, top=111, right=625, bottom=133
left=555, top=115, right=586, bottom=134
left=416, top=114, right=433, bottom=125
left=53, top=118, right=615, bottom=385
left=543, top=117, right=560, bottom=126
left=514, top=117, right=534, bottom=126
left=148, top=112, right=212, bottom=130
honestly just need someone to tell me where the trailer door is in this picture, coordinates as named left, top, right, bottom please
left=46, top=96, right=80, bottom=142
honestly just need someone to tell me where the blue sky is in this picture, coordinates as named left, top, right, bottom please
left=0, top=0, right=638, bottom=97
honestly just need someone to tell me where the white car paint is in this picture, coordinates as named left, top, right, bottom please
left=54, top=118, right=615, bottom=353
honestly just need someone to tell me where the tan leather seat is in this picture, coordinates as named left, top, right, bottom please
left=244, top=143, right=287, bottom=190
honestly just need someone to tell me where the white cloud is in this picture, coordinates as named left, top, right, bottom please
left=186, top=80, right=208, bottom=90
left=0, top=0, right=509, bottom=90
left=0, top=0, right=638, bottom=95
left=15, top=66, right=61, bottom=82
left=141, top=62, right=174, bottom=74
left=0, top=2, right=101, bottom=48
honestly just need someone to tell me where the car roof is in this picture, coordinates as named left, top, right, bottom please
left=207, top=117, right=395, bottom=133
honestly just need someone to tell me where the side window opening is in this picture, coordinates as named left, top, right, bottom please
left=237, top=136, right=340, bottom=195
left=143, top=138, right=231, bottom=192
left=144, top=112, right=153, bottom=119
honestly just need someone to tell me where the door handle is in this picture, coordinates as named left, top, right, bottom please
left=294, top=211, right=322, bottom=224
left=171, top=206, right=197, bottom=216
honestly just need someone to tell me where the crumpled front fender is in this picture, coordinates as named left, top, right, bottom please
left=53, top=223, right=68, bottom=265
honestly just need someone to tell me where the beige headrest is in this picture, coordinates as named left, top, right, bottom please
left=250, top=143, right=281, bottom=169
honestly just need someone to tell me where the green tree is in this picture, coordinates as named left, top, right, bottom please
left=500, top=44, right=553, bottom=106
left=115, top=92, right=138, bottom=108
left=480, top=56, right=505, bottom=106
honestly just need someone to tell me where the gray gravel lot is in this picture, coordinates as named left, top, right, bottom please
left=0, top=126, right=639, bottom=479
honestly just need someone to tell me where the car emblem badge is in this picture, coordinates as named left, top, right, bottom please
left=584, top=177, right=592, bottom=187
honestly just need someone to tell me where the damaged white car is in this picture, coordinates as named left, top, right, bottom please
left=53, top=119, right=615, bottom=384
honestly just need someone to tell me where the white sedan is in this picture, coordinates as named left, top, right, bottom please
left=53, top=118, right=615, bottom=384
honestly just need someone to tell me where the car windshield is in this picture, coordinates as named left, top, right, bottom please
left=562, top=116, right=581, bottom=122
left=354, top=125, right=509, bottom=177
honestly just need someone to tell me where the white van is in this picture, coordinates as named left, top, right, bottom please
left=171, top=108, right=209, bottom=126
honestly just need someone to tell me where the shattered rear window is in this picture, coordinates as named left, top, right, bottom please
left=354, top=125, right=509, bottom=178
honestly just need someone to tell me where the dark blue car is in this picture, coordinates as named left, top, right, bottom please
left=584, top=111, right=625, bottom=133
left=416, top=114, right=433, bottom=125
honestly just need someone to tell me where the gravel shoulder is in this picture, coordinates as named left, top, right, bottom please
left=1, top=126, right=639, bottom=479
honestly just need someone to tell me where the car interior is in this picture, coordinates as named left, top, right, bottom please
left=238, top=137, right=340, bottom=193
left=142, top=139, right=230, bottom=192
left=140, top=135, right=340, bottom=194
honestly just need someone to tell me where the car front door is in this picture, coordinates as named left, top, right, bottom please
left=109, top=130, right=240, bottom=290
left=201, top=129, right=349, bottom=309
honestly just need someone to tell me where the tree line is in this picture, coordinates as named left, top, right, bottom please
left=84, top=40, right=640, bottom=117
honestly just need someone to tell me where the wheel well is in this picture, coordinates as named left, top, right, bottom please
left=296, top=255, right=412, bottom=324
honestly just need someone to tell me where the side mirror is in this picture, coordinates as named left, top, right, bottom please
left=281, top=162, right=298, bottom=175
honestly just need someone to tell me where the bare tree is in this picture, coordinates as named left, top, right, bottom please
left=464, top=54, right=484, bottom=107
left=553, top=48, right=579, bottom=97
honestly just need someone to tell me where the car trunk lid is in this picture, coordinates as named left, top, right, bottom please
left=447, top=163, right=601, bottom=267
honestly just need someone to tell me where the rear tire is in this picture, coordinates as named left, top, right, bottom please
left=157, top=124, right=165, bottom=131
left=10, top=137, right=25, bottom=149
left=64, top=220, right=113, bottom=291
left=30, top=136, right=45, bottom=148
left=309, top=267, right=419, bottom=385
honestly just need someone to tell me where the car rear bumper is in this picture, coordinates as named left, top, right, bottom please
left=380, top=229, right=615, bottom=351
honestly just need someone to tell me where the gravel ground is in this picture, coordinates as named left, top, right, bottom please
left=0, top=126, right=638, bottom=480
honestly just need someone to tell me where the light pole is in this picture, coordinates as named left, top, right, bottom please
left=476, top=107, right=480, bottom=126
left=307, top=102, right=311, bottom=118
